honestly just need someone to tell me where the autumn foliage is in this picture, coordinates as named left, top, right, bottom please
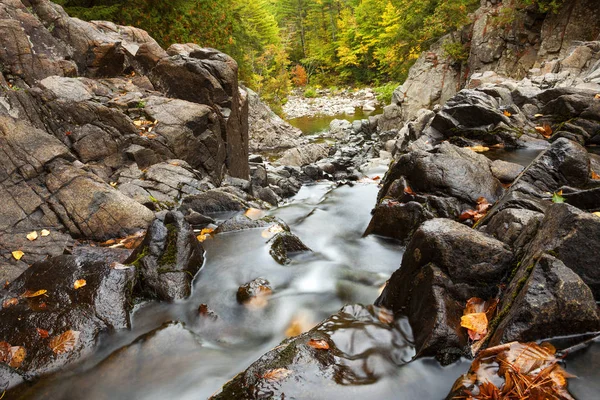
left=291, top=64, right=308, bottom=87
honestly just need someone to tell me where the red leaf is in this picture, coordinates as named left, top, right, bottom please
left=308, top=339, right=330, bottom=350
left=37, top=328, right=49, bottom=338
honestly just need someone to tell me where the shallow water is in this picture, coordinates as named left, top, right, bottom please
left=10, top=155, right=600, bottom=399
left=288, top=106, right=382, bottom=136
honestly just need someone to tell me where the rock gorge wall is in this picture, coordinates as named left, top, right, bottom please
left=381, top=0, right=600, bottom=129
left=0, top=0, right=250, bottom=281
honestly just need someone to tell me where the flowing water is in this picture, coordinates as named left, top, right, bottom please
left=9, top=116, right=600, bottom=399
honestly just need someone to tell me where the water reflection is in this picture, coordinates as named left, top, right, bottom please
left=288, top=107, right=382, bottom=136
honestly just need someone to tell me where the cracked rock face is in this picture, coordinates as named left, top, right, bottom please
left=0, top=0, right=250, bottom=284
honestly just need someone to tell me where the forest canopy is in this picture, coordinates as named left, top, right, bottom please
left=54, top=0, right=481, bottom=109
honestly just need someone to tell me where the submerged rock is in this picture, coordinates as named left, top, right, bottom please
left=236, top=278, right=272, bottom=304
left=268, top=232, right=312, bottom=265
left=212, top=304, right=414, bottom=399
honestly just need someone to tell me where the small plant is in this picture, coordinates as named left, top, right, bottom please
left=442, top=40, right=469, bottom=64
left=373, top=82, right=399, bottom=104
left=303, top=87, right=317, bottom=98
left=136, top=100, right=146, bottom=109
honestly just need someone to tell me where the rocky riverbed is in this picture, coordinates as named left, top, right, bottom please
left=283, top=88, right=380, bottom=120
left=2, top=0, right=600, bottom=399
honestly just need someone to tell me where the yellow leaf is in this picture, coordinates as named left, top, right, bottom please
left=73, top=279, right=87, bottom=290
left=12, top=250, right=24, bottom=260
left=26, top=231, right=38, bottom=241
left=593, top=212, right=600, bottom=218
left=466, top=145, right=490, bottom=153
left=591, top=170, right=600, bottom=180
left=503, top=110, right=511, bottom=117
left=196, top=228, right=215, bottom=243
left=22, top=289, right=47, bottom=298
left=49, top=330, right=80, bottom=355
left=8, top=346, right=26, bottom=369
left=461, top=312, right=488, bottom=335
left=109, top=182, right=118, bottom=188
left=244, top=208, right=265, bottom=220
left=261, top=224, right=285, bottom=239
left=41, top=229, right=50, bottom=237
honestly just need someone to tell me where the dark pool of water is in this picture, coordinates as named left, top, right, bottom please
left=484, top=148, right=543, bottom=167
left=288, top=107, right=382, bottom=135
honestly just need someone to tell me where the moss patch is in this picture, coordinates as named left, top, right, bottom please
left=158, top=223, right=178, bottom=267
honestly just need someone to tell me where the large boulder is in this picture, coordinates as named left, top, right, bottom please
left=365, top=142, right=504, bottom=243
left=375, top=219, right=513, bottom=361
left=246, top=87, right=304, bottom=151
left=0, top=253, right=136, bottom=389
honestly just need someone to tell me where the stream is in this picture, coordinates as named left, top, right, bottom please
left=9, top=115, right=600, bottom=399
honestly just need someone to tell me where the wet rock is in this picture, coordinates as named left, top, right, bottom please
left=256, top=187, right=280, bottom=206
left=489, top=254, right=600, bottom=346
left=276, top=143, right=329, bottom=167
left=562, top=187, right=600, bottom=211
left=268, top=232, right=311, bottom=265
left=481, top=138, right=593, bottom=222
left=236, top=278, right=272, bottom=304
left=183, top=210, right=215, bottom=227
left=490, top=159, right=524, bottom=183
left=518, top=203, right=600, bottom=300
left=480, top=208, right=544, bottom=248
left=125, top=211, right=204, bottom=301
left=179, top=189, right=249, bottom=215
left=365, top=142, right=504, bottom=242
left=0, top=254, right=136, bottom=388
left=212, top=304, right=414, bottom=399
left=214, top=214, right=289, bottom=234
left=375, top=219, right=513, bottom=360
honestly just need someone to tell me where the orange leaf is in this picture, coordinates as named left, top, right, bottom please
left=595, top=94, right=600, bottom=99
left=459, top=209, right=477, bottom=221
left=197, top=227, right=216, bottom=242
left=261, top=224, right=285, bottom=239
left=372, top=175, right=381, bottom=181
left=535, top=124, right=552, bottom=138
left=8, top=346, right=26, bottom=368
left=37, top=328, right=49, bottom=338
left=244, top=208, right=265, bottom=221
left=261, top=368, right=292, bottom=381
left=377, top=307, right=394, bottom=324
left=22, top=289, right=47, bottom=298
left=2, top=298, right=18, bottom=308
left=308, top=339, right=330, bottom=350
left=0, top=341, right=10, bottom=363
left=592, top=170, right=600, bottom=180
left=73, top=279, right=87, bottom=290
left=461, top=313, right=488, bottom=340
left=49, top=330, right=80, bottom=354
left=404, top=186, right=416, bottom=195
left=503, top=110, right=512, bottom=117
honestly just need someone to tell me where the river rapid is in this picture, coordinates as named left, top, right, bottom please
left=9, top=111, right=600, bottom=400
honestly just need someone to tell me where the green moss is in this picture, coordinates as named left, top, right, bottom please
left=129, top=245, right=149, bottom=269
left=158, top=223, right=178, bottom=266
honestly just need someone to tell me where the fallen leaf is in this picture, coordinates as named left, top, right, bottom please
left=12, top=250, right=24, bottom=261
left=244, top=208, right=265, bottom=220
left=2, top=298, right=18, bottom=308
left=26, top=231, right=38, bottom=241
left=534, top=113, right=544, bottom=118
left=461, top=313, right=488, bottom=340
left=49, top=330, right=80, bottom=354
left=109, top=182, right=118, bottom=188
left=196, top=227, right=215, bottom=242
left=261, top=368, right=292, bottom=382
left=476, top=197, right=492, bottom=213
left=377, top=307, right=394, bottom=324
left=22, top=289, right=47, bottom=298
left=535, top=124, right=552, bottom=138
left=595, top=94, right=600, bottom=99
left=404, top=186, right=416, bottom=195
left=552, top=190, right=565, bottom=204
left=8, top=346, right=26, bottom=368
left=308, top=339, right=330, bottom=350
left=40, top=229, right=50, bottom=237
left=73, top=279, right=87, bottom=290
left=65, top=131, right=72, bottom=136
left=372, top=175, right=381, bottom=181
left=37, top=328, right=49, bottom=338
left=466, top=145, right=490, bottom=153
left=459, top=209, right=478, bottom=222
left=594, top=212, right=600, bottom=218
left=110, top=262, right=133, bottom=270
left=285, top=312, right=313, bottom=337
left=592, top=170, right=600, bottom=180
left=261, top=224, right=285, bottom=239
left=0, top=342, right=10, bottom=363
left=503, top=110, right=512, bottom=117
left=38, top=302, right=48, bottom=310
